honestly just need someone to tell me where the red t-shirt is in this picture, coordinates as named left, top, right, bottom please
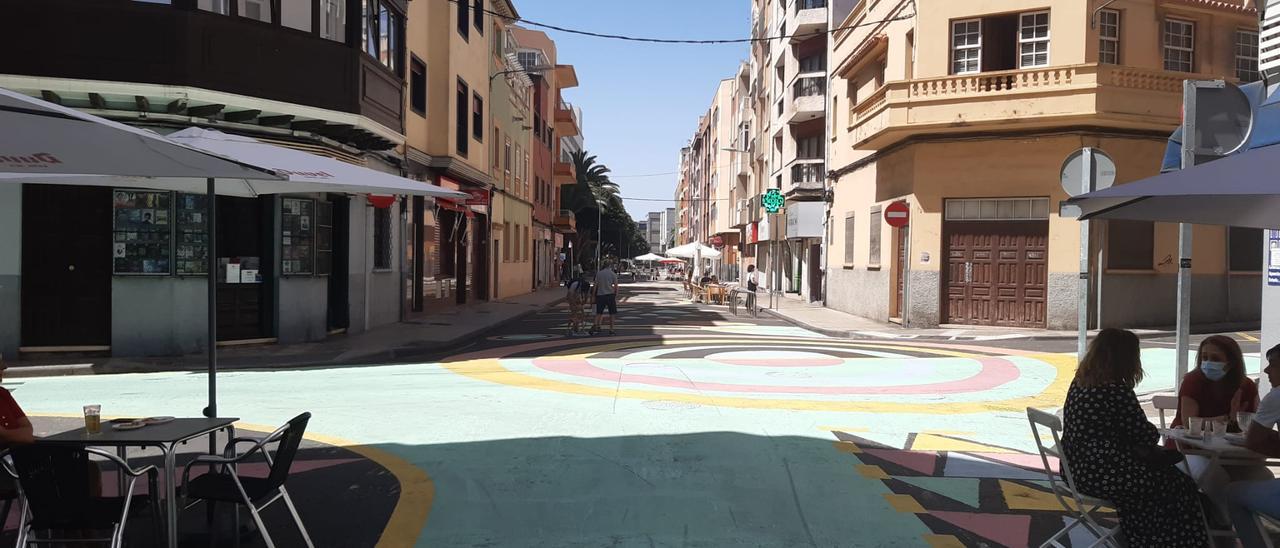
left=1171, top=370, right=1259, bottom=429
left=0, top=389, right=27, bottom=430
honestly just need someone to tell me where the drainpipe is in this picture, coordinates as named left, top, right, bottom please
left=363, top=201, right=371, bottom=332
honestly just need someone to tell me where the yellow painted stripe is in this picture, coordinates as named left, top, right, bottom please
left=924, top=534, right=967, bottom=548
left=32, top=415, right=434, bottom=547
left=909, top=433, right=1012, bottom=453
left=833, top=441, right=863, bottom=454
left=1239, top=332, right=1260, bottom=342
left=884, top=493, right=927, bottom=513
left=857, top=464, right=890, bottom=479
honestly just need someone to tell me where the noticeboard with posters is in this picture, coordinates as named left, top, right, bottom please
left=111, top=189, right=172, bottom=275
left=280, top=198, right=315, bottom=276
left=174, top=193, right=209, bottom=276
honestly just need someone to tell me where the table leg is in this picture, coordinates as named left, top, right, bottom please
left=165, top=444, right=180, bottom=548
left=116, top=446, right=128, bottom=496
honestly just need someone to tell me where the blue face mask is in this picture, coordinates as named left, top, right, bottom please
left=1201, top=361, right=1228, bottom=381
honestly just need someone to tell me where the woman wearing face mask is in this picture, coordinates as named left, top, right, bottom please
left=1169, top=335, right=1264, bottom=523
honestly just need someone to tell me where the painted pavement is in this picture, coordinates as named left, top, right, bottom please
left=6, top=284, right=1197, bottom=547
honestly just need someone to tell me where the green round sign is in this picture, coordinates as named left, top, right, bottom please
left=762, top=189, right=785, bottom=214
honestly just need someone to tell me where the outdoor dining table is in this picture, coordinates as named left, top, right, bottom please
left=39, top=417, right=238, bottom=548
left=1160, top=427, right=1277, bottom=468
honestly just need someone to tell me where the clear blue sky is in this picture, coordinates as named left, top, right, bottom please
left=515, top=0, right=750, bottom=221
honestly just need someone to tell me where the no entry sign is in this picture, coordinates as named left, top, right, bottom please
left=884, top=201, right=910, bottom=228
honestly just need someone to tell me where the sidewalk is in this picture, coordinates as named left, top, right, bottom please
left=760, top=292, right=1256, bottom=341
left=10, top=287, right=566, bottom=377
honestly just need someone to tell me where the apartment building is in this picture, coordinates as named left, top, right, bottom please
left=489, top=5, right=536, bottom=300
left=827, top=0, right=1260, bottom=328
left=647, top=212, right=664, bottom=253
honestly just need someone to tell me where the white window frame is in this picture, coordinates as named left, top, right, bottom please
left=944, top=198, right=1050, bottom=221
left=1098, top=9, right=1120, bottom=65
left=1018, top=11, right=1051, bottom=69
left=1236, top=29, right=1260, bottom=82
left=1163, top=18, right=1196, bottom=73
left=951, top=19, right=982, bottom=75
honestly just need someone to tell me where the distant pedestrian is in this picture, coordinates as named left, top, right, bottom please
left=745, top=264, right=759, bottom=310
left=590, top=261, right=619, bottom=336
left=565, top=273, right=591, bottom=336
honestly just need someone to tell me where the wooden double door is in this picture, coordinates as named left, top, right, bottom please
left=944, top=221, right=1048, bottom=328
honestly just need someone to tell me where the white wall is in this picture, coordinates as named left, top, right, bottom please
left=0, top=186, right=21, bottom=358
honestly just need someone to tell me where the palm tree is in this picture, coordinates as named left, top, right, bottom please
left=568, top=150, right=620, bottom=212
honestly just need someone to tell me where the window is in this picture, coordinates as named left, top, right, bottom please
left=1229, top=227, right=1263, bottom=271
left=198, top=0, right=230, bottom=15
left=799, top=54, right=826, bottom=73
left=951, top=19, right=982, bottom=74
left=944, top=198, right=1050, bottom=221
left=320, top=0, right=345, bottom=42
left=1099, top=9, right=1120, bottom=64
left=1106, top=220, right=1154, bottom=270
left=473, top=94, right=484, bottom=142
left=522, top=226, right=529, bottom=261
left=504, top=138, right=512, bottom=184
left=1236, top=30, right=1260, bottom=83
left=518, top=51, right=540, bottom=70
left=868, top=206, right=882, bottom=268
left=373, top=206, right=392, bottom=270
left=239, top=0, right=271, bottom=23
left=796, top=135, right=823, bottom=159
left=362, top=0, right=402, bottom=74
left=492, top=127, right=501, bottom=174
left=1018, top=12, right=1050, bottom=68
left=409, top=58, right=426, bottom=115
left=1164, top=19, right=1195, bottom=73
left=473, top=0, right=483, bottom=34
left=457, top=0, right=469, bottom=39
left=282, top=0, right=312, bottom=32
left=456, top=80, right=469, bottom=156
left=503, top=222, right=511, bottom=261
left=843, top=212, right=856, bottom=265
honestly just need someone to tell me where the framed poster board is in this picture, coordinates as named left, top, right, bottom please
left=281, top=197, right=315, bottom=276
left=175, top=193, right=209, bottom=276
left=316, top=201, right=333, bottom=276
left=112, top=190, right=172, bottom=275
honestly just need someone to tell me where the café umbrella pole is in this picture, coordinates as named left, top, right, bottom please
left=205, top=177, right=218, bottom=453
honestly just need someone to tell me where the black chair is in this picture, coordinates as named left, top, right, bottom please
left=180, top=412, right=314, bottom=548
left=10, top=445, right=159, bottom=548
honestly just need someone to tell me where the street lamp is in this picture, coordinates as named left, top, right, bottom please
left=596, top=198, right=605, bottom=270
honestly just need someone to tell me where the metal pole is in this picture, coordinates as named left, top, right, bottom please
left=1078, top=149, right=1094, bottom=360
left=205, top=178, right=217, bottom=420
left=1176, top=81, right=1198, bottom=394
left=903, top=221, right=912, bottom=328
left=596, top=206, right=602, bottom=269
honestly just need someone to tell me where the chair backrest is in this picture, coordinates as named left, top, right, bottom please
left=1026, top=407, right=1092, bottom=510
left=1151, top=393, right=1179, bottom=428
left=11, top=445, right=107, bottom=529
left=265, top=412, right=311, bottom=491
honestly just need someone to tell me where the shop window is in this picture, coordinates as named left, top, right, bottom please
left=1106, top=220, right=1154, bottom=270
left=316, top=201, right=333, bottom=276
left=175, top=193, right=210, bottom=275
left=868, top=205, right=882, bottom=268
left=1229, top=226, right=1263, bottom=271
left=373, top=206, right=392, bottom=270
left=410, top=58, right=426, bottom=116
left=112, top=190, right=174, bottom=275
left=281, top=198, right=316, bottom=276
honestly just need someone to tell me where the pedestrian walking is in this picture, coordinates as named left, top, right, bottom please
left=565, top=273, right=591, bottom=336
left=745, top=264, right=759, bottom=310
left=590, top=261, right=619, bottom=336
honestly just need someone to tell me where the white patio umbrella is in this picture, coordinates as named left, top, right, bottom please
left=665, top=242, right=722, bottom=259
left=0, top=87, right=275, bottom=179
left=633, top=253, right=665, bottom=262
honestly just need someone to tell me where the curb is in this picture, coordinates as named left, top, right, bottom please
left=761, top=308, right=1194, bottom=342
left=13, top=297, right=569, bottom=378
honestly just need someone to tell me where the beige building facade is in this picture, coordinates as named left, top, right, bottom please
left=827, top=0, right=1260, bottom=328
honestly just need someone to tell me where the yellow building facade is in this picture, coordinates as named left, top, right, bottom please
left=828, top=0, right=1259, bottom=328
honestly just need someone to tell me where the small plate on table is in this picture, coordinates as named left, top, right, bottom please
left=142, top=416, right=174, bottom=425
left=109, top=418, right=140, bottom=424
left=1225, top=433, right=1247, bottom=446
left=112, top=421, right=146, bottom=431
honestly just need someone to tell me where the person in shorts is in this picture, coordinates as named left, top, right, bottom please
left=590, top=261, right=619, bottom=336
left=1225, top=344, right=1280, bottom=546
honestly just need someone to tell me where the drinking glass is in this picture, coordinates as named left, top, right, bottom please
left=1210, top=420, right=1228, bottom=440
left=1187, top=416, right=1204, bottom=437
left=1238, top=412, right=1257, bottom=432
left=83, top=404, right=101, bottom=435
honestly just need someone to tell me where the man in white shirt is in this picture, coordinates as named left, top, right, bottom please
left=1226, top=343, right=1280, bottom=547
left=590, top=261, right=619, bottom=336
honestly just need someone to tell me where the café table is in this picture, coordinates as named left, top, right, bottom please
left=1159, top=427, right=1274, bottom=467
left=39, top=417, right=238, bottom=548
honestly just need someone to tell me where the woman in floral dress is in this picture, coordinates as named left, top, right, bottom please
left=1062, top=328, right=1208, bottom=547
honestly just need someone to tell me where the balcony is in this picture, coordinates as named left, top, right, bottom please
left=786, top=159, right=826, bottom=194
left=556, top=101, right=580, bottom=137
left=553, top=154, right=576, bottom=185
left=847, top=63, right=1188, bottom=150
left=789, top=0, right=828, bottom=43
left=732, top=199, right=750, bottom=228
left=0, top=0, right=405, bottom=139
left=553, top=210, right=577, bottom=234
left=788, top=75, right=826, bottom=123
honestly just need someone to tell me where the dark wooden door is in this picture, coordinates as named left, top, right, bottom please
left=944, top=221, right=1047, bottom=328
left=894, top=226, right=908, bottom=319
left=808, top=243, right=823, bottom=302
left=21, top=185, right=112, bottom=347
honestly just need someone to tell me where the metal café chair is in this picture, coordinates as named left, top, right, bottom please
left=11, top=445, right=160, bottom=548
left=179, top=412, right=314, bottom=548
left=1026, top=407, right=1122, bottom=548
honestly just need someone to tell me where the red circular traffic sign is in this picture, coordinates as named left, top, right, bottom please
left=884, top=201, right=910, bottom=228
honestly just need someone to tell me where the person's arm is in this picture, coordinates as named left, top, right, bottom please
left=1246, top=420, right=1280, bottom=457
left=0, top=416, right=34, bottom=446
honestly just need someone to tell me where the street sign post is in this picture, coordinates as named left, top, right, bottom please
left=884, top=200, right=910, bottom=228
left=884, top=201, right=911, bottom=325
left=1061, top=147, right=1116, bottom=359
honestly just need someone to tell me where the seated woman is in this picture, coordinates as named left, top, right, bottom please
left=1170, top=336, right=1265, bottom=512
left=1062, top=328, right=1208, bottom=547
